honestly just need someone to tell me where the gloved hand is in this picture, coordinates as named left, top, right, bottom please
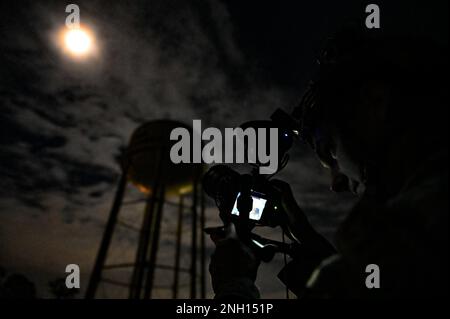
left=271, top=179, right=334, bottom=251
left=270, top=179, right=317, bottom=243
left=209, top=223, right=261, bottom=299
left=270, top=179, right=337, bottom=296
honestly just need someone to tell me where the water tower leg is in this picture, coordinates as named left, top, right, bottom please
left=143, top=182, right=166, bottom=299
left=129, top=184, right=158, bottom=299
left=172, top=194, right=184, bottom=299
left=85, top=171, right=128, bottom=299
left=129, top=151, right=164, bottom=299
left=200, top=187, right=206, bottom=299
left=190, top=176, right=199, bottom=299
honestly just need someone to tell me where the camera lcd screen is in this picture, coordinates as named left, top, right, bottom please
left=231, top=191, right=267, bottom=221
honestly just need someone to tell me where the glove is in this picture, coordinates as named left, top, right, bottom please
left=271, top=179, right=335, bottom=253
left=270, top=179, right=336, bottom=296
left=270, top=179, right=316, bottom=242
left=209, top=223, right=260, bottom=299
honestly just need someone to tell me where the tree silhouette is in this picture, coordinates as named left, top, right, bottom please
left=48, top=278, right=79, bottom=299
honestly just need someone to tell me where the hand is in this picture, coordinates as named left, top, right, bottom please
left=270, top=179, right=336, bottom=256
left=270, top=179, right=315, bottom=243
left=208, top=223, right=260, bottom=298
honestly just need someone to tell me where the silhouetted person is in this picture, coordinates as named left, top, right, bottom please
left=209, top=30, right=448, bottom=298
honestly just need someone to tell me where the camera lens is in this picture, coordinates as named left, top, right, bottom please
left=202, top=165, right=240, bottom=200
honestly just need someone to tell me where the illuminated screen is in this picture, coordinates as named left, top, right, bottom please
left=231, top=192, right=267, bottom=221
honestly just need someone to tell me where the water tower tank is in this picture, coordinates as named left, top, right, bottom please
left=122, top=120, right=202, bottom=195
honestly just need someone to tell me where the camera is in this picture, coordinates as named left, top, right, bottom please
left=203, top=108, right=299, bottom=227
left=202, top=164, right=283, bottom=228
left=202, top=109, right=302, bottom=261
left=202, top=164, right=300, bottom=262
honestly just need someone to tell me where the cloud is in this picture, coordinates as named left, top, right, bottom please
left=0, top=0, right=352, bottom=298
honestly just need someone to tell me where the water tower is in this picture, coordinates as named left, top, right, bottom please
left=85, top=120, right=206, bottom=299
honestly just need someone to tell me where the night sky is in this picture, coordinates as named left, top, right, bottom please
left=0, top=0, right=448, bottom=298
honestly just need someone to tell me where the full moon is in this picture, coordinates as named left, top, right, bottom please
left=65, top=29, right=91, bottom=54
left=57, top=26, right=97, bottom=59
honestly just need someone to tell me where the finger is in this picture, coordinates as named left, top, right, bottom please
left=270, top=179, right=291, bottom=194
left=206, top=227, right=227, bottom=245
left=209, top=223, right=238, bottom=245
left=223, top=222, right=238, bottom=240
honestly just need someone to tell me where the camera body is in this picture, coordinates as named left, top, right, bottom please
left=203, top=108, right=300, bottom=229
left=203, top=164, right=283, bottom=228
left=202, top=109, right=302, bottom=261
